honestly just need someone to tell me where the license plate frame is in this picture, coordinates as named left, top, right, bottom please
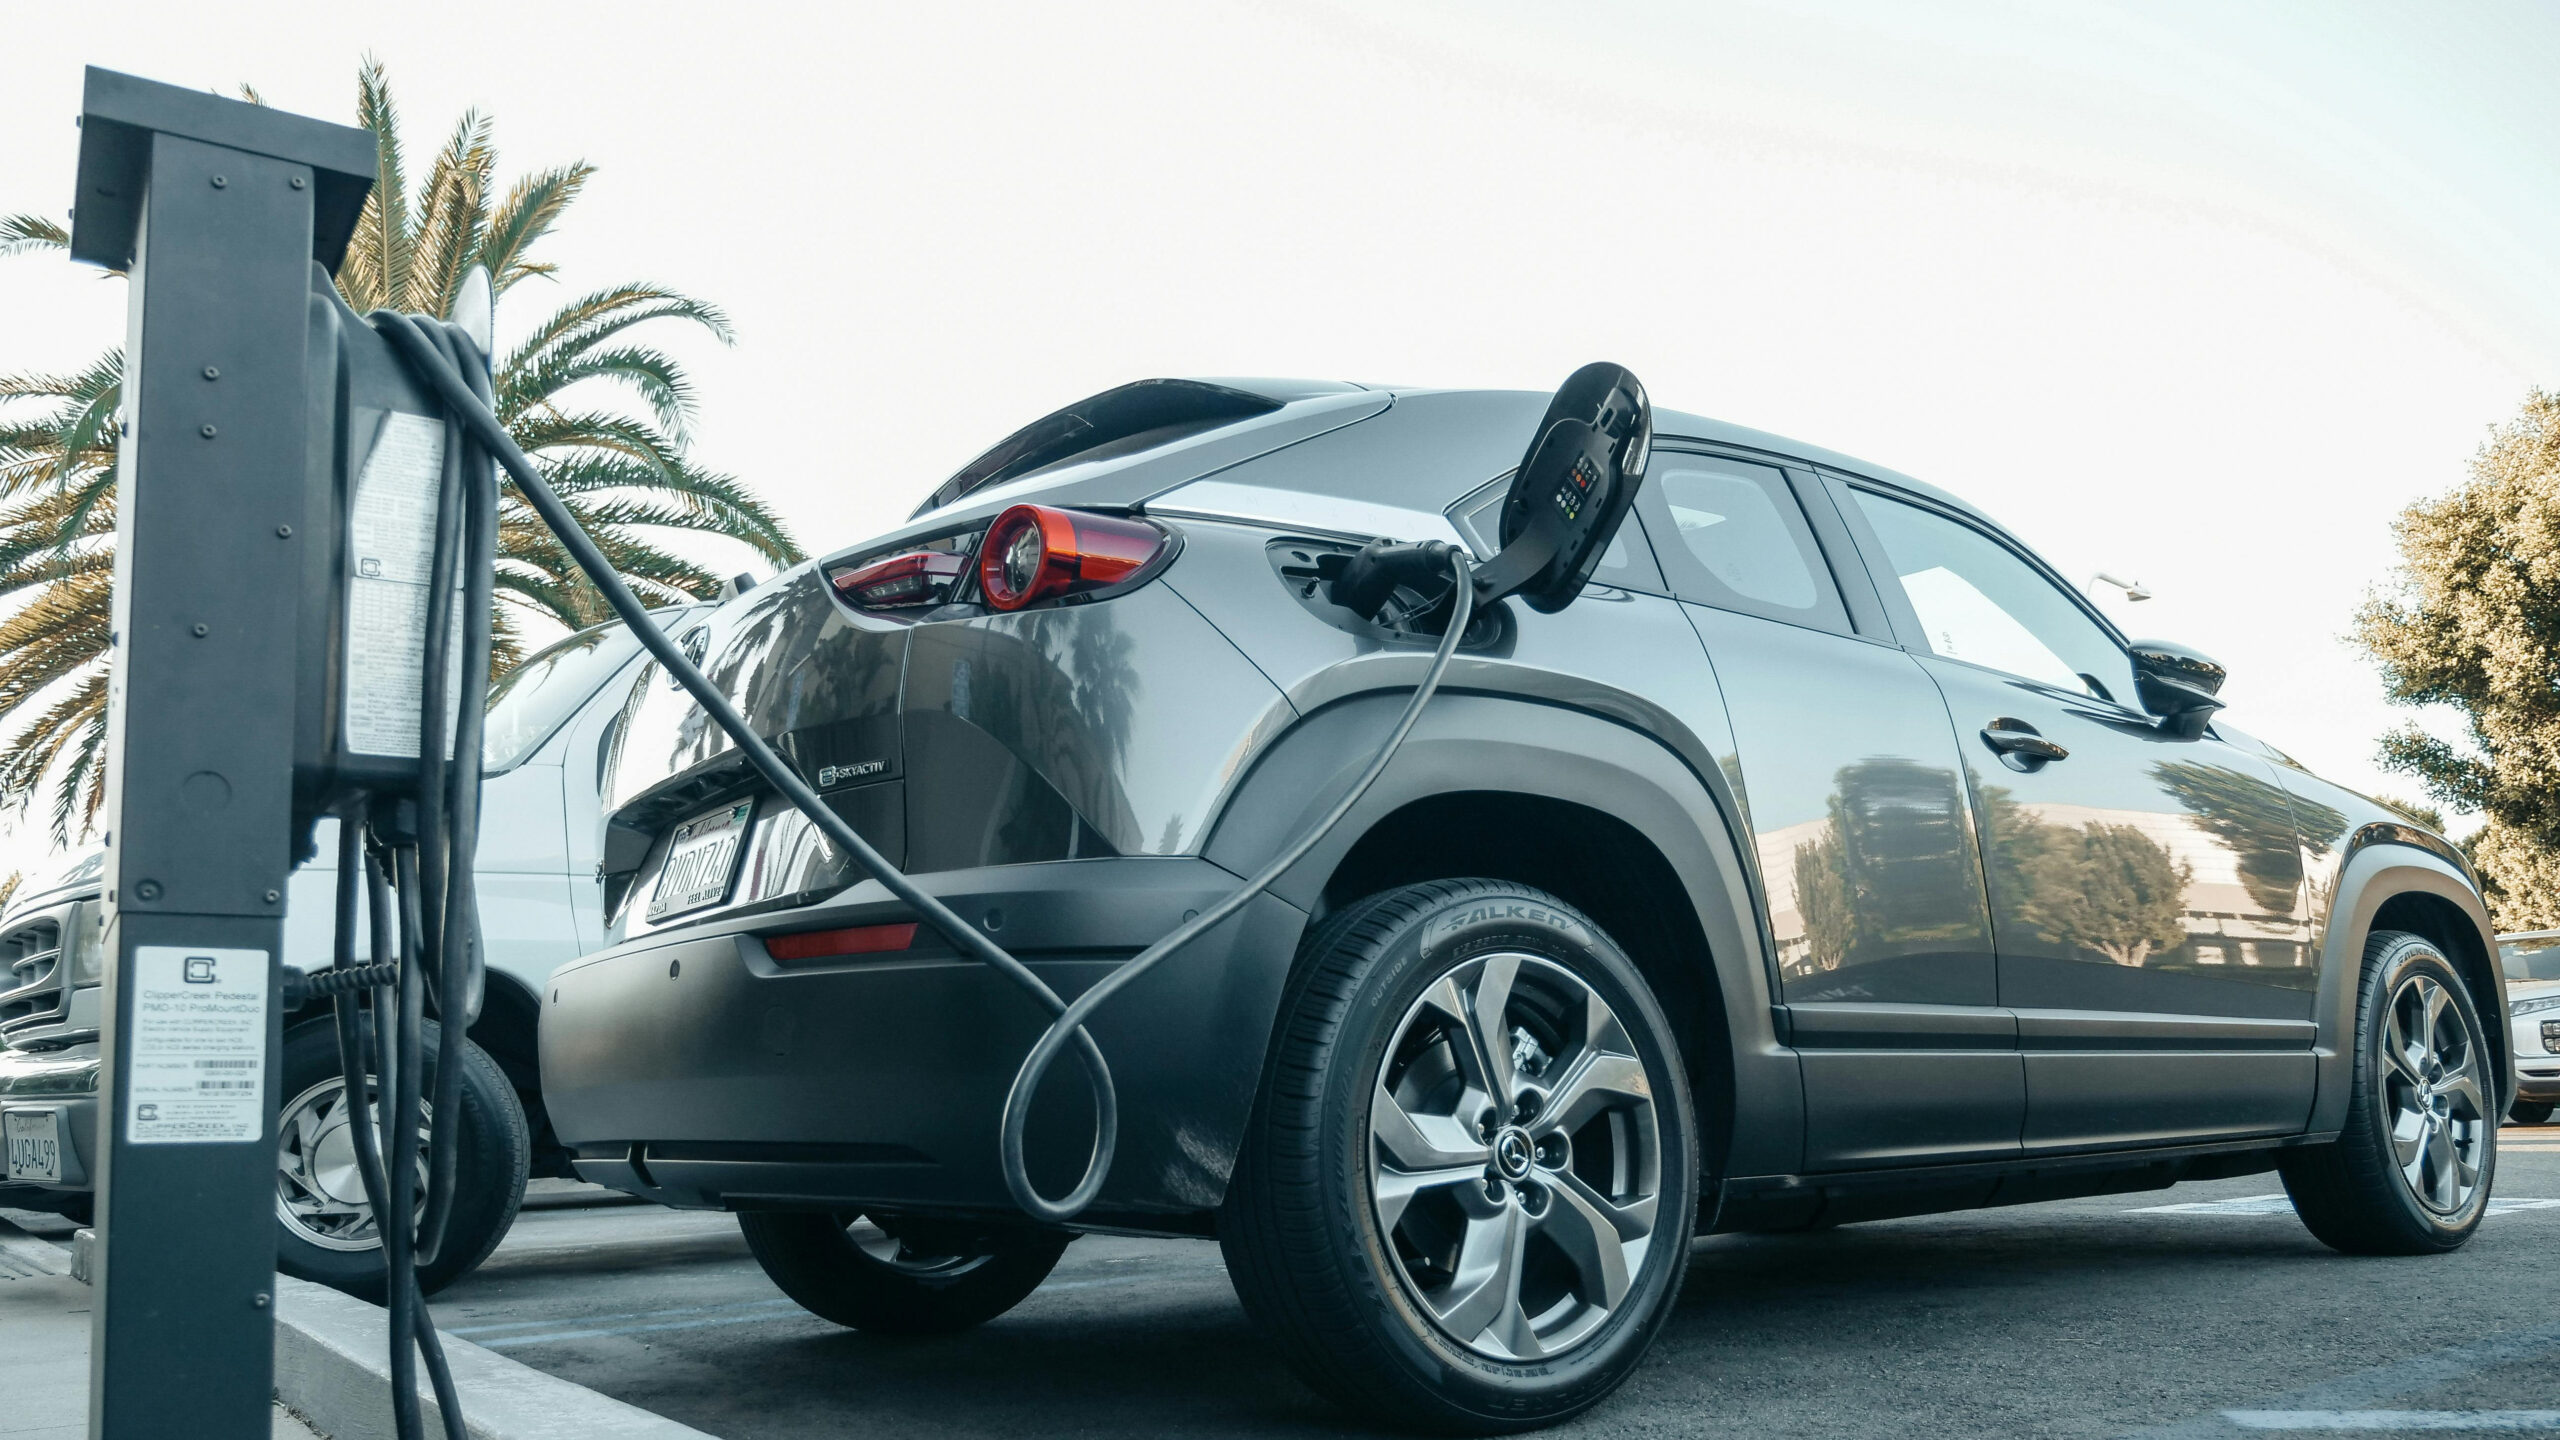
left=647, top=800, right=756, bottom=922
left=3, top=1108, right=62, bottom=1184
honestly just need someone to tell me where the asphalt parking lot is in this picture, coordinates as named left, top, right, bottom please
left=412, top=1125, right=2560, bottom=1439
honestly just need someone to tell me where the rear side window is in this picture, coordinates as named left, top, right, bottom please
left=1644, top=455, right=1848, bottom=630
left=1849, top=487, right=2137, bottom=706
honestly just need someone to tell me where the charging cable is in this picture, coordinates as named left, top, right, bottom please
left=368, top=310, right=1478, bottom=1229
left=279, top=310, right=502, bottom=1440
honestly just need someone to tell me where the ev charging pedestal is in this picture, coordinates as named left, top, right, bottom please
left=68, top=69, right=376, bottom=1440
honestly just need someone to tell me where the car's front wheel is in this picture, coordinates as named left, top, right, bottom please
left=739, top=1211, right=1071, bottom=1334
left=2511, top=1101, right=2554, bottom=1127
left=1221, top=879, right=1697, bottom=1433
left=272, top=1018, right=530, bottom=1299
left=2281, top=930, right=2497, bottom=1255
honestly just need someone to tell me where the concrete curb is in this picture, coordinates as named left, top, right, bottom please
left=273, top=1274, right=720, bottom=1440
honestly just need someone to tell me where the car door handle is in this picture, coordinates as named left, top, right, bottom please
left=1981, top=720, right=2067, bottom=763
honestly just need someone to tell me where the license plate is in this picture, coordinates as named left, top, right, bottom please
left=3, top=1109, right=61, bottom=1183
left=648, top=801, right=755, bottom=921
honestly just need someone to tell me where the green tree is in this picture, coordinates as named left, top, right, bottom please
left=2356, top=390, right=2560, bottom=928
left=1791, top=826, right=1853, bottom=974
left=1980, top=782, right=2193, bottom=967
left=2024, top=820, right=2192, bottom=967
left=2149, top=758, right=2333, bottom=915
left=0, top=61, right=802, bottom=840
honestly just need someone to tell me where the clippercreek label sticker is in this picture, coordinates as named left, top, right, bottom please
left=343, top=410, right=464, bottom=758
left=125, top=947, right=269, bottom=1145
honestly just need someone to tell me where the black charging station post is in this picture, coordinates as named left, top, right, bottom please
left=67, top=70, right=375, bottom=1440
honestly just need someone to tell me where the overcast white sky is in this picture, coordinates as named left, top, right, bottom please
left=2, top=0, right=2557, bottom=880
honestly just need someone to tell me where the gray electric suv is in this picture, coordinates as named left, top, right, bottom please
left=540, top=377, right=2509, bottom=1432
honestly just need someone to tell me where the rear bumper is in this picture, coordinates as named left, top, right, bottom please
left=539, top=857, right=1305, bottom=1227
left=0, top=1043, right=100, bottom=1201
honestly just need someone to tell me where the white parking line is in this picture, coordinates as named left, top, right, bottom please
left=449, top=1270, right=1181, bottom=1350
left=475, top=1306, right=811, bottom=1350
left=2226, top=1413, right=2560, bottom=1432
left=2130, top=1195, right=2560, bottom=1217
left=446, top=1297, right=799, bottom=1339
left=2128, top=1319, right=2560, bottom=1438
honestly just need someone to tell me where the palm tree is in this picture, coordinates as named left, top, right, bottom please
left=0, top=60, right=801, bottom=840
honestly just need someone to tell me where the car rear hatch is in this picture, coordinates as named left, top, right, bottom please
left=598, top=380, right=1388, bottom=935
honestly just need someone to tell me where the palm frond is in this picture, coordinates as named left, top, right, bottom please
left=497, top=286, right=733, bottom=391
left=0, top=59, right=799, bottom=831
left=0, top=214, right=69, bottom=259
left=342, top=57, right=412, bottom=314
left=504, top=343, right=700, bottom=438
left=404, top=109, right=495, bottom=318
left=477, top=164, right=591, bottom=294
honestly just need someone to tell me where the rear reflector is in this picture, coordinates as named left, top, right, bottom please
left=763, top=921, right=919, bottom=962
left=834, top=549, right=967, bottom=611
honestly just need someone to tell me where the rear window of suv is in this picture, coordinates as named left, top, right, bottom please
left=2503, top=941, right=2560, bottom=982
left=482, top=619, right=658, bottom=771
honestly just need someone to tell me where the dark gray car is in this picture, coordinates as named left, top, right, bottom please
left=540, top=378, right=2509, bottom=1432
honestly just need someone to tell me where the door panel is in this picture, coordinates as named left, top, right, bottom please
left=1839, top=481, right=2317, bottom=1149
left=1643, top=451, right=2019, bottom=1171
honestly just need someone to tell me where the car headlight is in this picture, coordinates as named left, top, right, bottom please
left=62, top=901, right=104, bottom=986
left=2512, top=994, right=2560, bottom=1018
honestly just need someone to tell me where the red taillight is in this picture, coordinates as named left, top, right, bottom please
left=764, top=921, right=919, bottom=962
left=835, top=550, right=967, bottom=611
left=977, top=505, right=1168, bottom=612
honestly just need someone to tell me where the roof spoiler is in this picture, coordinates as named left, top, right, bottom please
left=910, top=378, right=1284, bottom=519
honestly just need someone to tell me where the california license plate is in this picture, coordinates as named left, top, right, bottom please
left=3, top=1109, right=61, bottom=1183
left=648, top=800, right=755, bottom=921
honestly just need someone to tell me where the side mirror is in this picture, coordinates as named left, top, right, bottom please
left=2128, top=639, right=2225, bottom=739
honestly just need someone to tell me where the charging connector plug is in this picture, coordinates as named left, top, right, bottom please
left=1319, top=539, right=1461, bottom=621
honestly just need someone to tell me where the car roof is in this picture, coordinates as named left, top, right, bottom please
left=861, top=377, right=2020, bottom=566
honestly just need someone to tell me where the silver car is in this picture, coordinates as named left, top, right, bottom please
left=2502, top=929, right=2560, bottom=1125
left=0, top=605, right=707, bottom=1295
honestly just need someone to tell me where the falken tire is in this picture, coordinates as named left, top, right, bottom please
left=273, top=1018, right=531, bottom=1301
left=1220, top=879, right=1697, bottom=1434
left=2281, top=930, right=2497, bottom=1256
left=739, top=1211, right=1071, bottom=1334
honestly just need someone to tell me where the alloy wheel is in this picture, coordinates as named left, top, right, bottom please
left=2380, top=973, right=2488, bottom=1215
left=1368, top=951, right=1661, bottom=1361
left=274, top=1075, right=430, bottom=1251
left=845, top=1215, right=995, bottom=1278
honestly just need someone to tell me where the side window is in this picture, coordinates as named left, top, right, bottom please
left=1645, top=455, right=1849, bottom=630
left=1849, top=487, right=2138, bottom=706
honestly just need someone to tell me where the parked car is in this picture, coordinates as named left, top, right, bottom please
left=0, top=605, right=708, bottom=1296
left=540, top=377, right=2509, bottom=1432
left=2500, top=929, right=2560, bottom=1125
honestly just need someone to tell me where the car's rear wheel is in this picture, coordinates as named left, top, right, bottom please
left=2281, top=930, right=2496, bottom=1255
left=739, top=1211, right=1070, bottom=1334
left=2510, top=1101, right=2554, bottom=1126
left=1221, top=879, right=1697, bottom=1433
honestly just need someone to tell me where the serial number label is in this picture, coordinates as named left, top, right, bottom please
left=126, top=947, right=269, bottom=1145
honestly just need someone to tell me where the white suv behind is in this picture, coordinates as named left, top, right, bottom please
left=2501, top=929, right=2560, bottom=1126
left=0, top=605, right=709, bottom=1295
